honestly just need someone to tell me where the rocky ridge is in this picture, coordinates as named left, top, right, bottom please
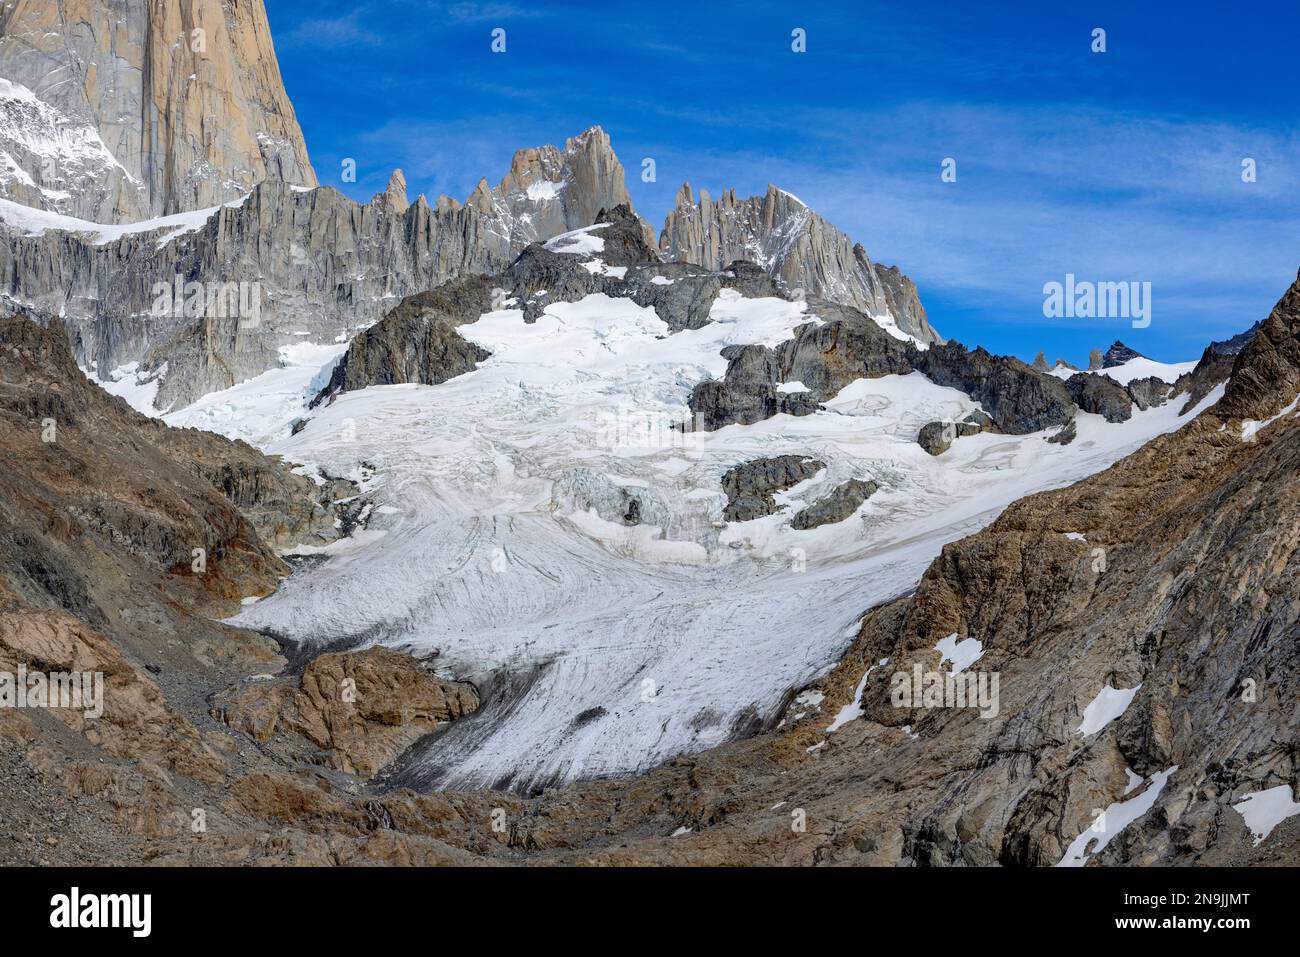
left=661, top=183, right=942, bottom=344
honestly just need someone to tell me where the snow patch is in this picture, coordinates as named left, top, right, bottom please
left=1057, top=766, right=1178, bottom=867
left=936, top=634, right=983, bottom=673
left=1078, top=683, right=1141, bottom=736
left=826, top=658, right=888, bottom=733
left=544, top=222, right=609, bottom=255
left=1232, top=785, right=1300, bottom=846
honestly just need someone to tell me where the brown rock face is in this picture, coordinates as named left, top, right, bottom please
left=0, top=0, right=316, bottom=221
left=1215, top=269, right=1300, bottom=421
left=215, top=647, right=480, bottom=778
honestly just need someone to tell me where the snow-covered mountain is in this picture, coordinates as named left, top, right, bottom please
left=147, top=216, right=1216, bottom=791
left=0, top=121, right=943, bottom=413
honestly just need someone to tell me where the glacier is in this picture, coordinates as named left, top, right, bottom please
left=159, top=290, right=1218, bottom=793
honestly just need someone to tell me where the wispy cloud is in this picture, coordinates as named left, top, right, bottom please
left=442, top=2, right=544, bottom=23
left=282, top=9, right=384, bottom=50
left=622, top=102, right=1300, bottom=358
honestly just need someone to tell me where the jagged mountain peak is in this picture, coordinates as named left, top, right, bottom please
left=659, top=178, right=941, bottom=344
left=371, top=169, right=409, bottom=213
left=1102, top=340, right=1146, bottom=367
left=450, top=124, right=652, bottom=252
left=1215, top=268, right=1300, bottom=421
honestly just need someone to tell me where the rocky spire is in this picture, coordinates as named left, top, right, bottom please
left=463, top=125, right=656, bottom=251
left=372, top=169, right=409, bottom=213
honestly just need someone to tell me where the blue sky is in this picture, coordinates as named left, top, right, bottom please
left=266, top=0, right=1300, bottom=363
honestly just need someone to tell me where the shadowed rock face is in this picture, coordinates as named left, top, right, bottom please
left=690, top=344, right=823, bottom=431
left=790, top=479, right=879, bottom=530
left=314, top=277, right=497, bottom=404
left=721, top=455, right=825, bottom=522
left=915, top=341, right=1076, bottom=434
left=1102, top=340, right=1146, bottom=367
left=1063, top=371, right=1133, bottom=423
left=1173, top=344, right=1241, bottom=415
left=1125, top=375, right=1171, bottom=411
left=917, top=417, right=986, bottom=456
left=689, top=297, right=916, bottom=431
left=1045, top=418, right=1077, bottom=445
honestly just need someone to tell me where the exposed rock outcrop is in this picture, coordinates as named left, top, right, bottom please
left=1125, top=375, right=1171, bottom=411
left=314, top=276, right=496, bottom=404
left=0, top=314, right=347, bottom=621
left=213, top=647, right=480, bottom=779
left=1045, top=418, right=1077, bottom=445
left=1102, top=340, right=1145, bottom=367
left=1214, top=270, right=1300, bottom=421
left=1062, top=371, right=1133, bottom=423
left=721, top=456, right=825, bottom=522
left=1172, top=344, right=1240, bottom=415
left=915, top=341, right=1076, bottom=434
left=689, top=297, right=915, bottom=431
left=917, top=415, right=988, bottom=456
left=689, top=343, right=822, bottom=431
left=790, top=479, right=878, bottom=529
left=660, top=183, right=942, bottom=344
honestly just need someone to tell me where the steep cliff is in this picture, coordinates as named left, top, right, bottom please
left=0, top=0, right=316, bottom=221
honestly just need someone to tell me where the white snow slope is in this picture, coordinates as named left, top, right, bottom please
left=165, top=289, right=1215, bottom=792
